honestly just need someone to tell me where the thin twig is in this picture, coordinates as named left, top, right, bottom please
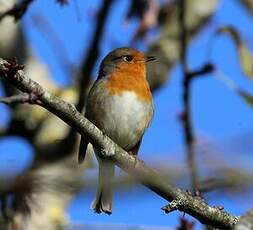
left=56, top=0, right=115, bottom=162
left=188, top=63, right=214, bottom=79
left=0, top=94, right=30, bottom=105
left=178, top=0, right=199, bottom=191
left=0, top=57, right=239, bottom=229
left=29, top=0, right=114, bottom=164
left=76, top=0, right=114, bottom=112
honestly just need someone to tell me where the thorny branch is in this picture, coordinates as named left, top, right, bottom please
left=0, top=57, right=239, bottom=229
left=0, top=0, right=35, bottom=22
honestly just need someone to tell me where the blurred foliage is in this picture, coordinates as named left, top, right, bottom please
left=238, top=90, right=253, bottom=108
left=217, top=26, right=253, bottom=79
left=215, top=26, right=253, bottom=109
left=146, top=0, right=218, bottom=91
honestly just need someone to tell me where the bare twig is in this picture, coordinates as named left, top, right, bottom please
left=76, top=0, right=114, bottom=112
left=0, top=0, right=35, bottom=22
left=0, top=94, right=30, bottom=105
left=130, top=0, right=160, bottom=41
left=199, top=167, right=253, bottom=193
left=146, top=0, right=218, bottom=92
left=0, top=57, right=239, bottom=229
left=188, top=63, right=214, bottom=79
left=239, top=0, right=253, bottom=15
left=178, top=0, right=198, bottom=191
left=47, top=0, right=115, bottom=163
left=51, top=0, right=115, bottom=163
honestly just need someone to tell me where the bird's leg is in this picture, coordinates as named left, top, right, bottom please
left=128, top=151, right=145, bottom=168
left=128, top=151, right=137, bottom=167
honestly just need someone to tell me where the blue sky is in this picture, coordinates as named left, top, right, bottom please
left=1, top=0, right=253, bottom=228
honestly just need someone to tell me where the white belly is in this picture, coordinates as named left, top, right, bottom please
left=87, top=90, right=153, bottom=150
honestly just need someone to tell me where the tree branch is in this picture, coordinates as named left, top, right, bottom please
left=0, top=57, right=239, bottom=229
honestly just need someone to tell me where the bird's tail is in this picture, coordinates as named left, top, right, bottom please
left=92, top=159, right=114, bottom=214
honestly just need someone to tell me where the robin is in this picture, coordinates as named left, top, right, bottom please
left=78, top=47, right=155, bottom=214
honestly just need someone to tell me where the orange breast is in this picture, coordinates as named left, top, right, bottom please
left=106, top=62, right=152, bottom=102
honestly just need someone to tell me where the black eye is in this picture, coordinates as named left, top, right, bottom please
left=123, top=55, right=133, bottom=62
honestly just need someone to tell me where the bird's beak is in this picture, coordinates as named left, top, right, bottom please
left=146, top=56, right=156, bottom=62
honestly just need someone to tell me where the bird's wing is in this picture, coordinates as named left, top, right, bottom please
left=78, top=135, right=90, bottom=163
left=128, top=137, right=142, bottom=156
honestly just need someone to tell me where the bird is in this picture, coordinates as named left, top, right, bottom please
left=78, top=47, right=155, bottom=214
